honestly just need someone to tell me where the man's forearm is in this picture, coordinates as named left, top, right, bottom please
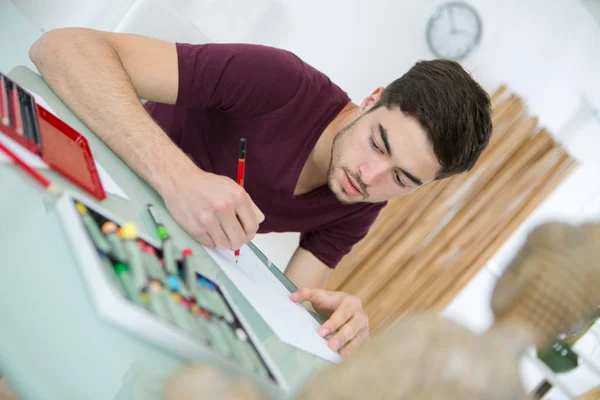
left=29, top=28, right=197, bottom=194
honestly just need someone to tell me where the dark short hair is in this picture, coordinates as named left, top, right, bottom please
left=372, top=60, right=492, bottom=179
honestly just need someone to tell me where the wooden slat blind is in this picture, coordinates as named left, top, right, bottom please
left=326, top=86, right=577, bottom=332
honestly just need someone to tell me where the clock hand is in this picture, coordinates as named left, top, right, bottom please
left=453, top=29, right=471, bottom=37
left=449, top=7, right=457, bottom=34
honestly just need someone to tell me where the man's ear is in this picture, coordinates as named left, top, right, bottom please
left=358, top=86, right=385, bottom=115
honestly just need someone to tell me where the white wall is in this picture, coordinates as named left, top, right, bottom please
left=0, top=0, right=41, bottom=73
left=10, top=0, right=137, bottom=32
left=14, top=0, right=600, bottom=124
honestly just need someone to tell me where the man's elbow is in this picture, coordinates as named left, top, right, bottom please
left=29, top=28, right=89, bottom=68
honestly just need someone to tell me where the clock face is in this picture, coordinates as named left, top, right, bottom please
left=426, top=2, right=482, bottom=60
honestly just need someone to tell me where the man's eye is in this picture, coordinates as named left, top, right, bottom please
left=370, top=137, right=383, bottom=154
left=395, top=172, right=407, bottom=188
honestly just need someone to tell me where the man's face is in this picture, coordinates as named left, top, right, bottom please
left=327, top=93, right=442, bottom=204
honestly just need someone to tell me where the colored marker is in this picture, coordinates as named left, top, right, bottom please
left=182, top=249, right=196, bottom=291
left=101, top=256, right=127, bottom=297
left=146, top=203, right=180, bottom=275
left=146, top=280, right=174, bottom=322
left=189, top=305, right=216, bottom=344
left=234, top=138, right=246, bottom=263
left=143, top=244, right=168, bottom=283
left=163, top=289, right=192, bottom=329
left=146, top=203, right=168, bottom=239
left=193, top=278, right=216, bottom=313
left=113, top=262, right=139, bottom=304
left=76, top=203, right=111, bottom=254
left=164, top=258, right=190, bottom=297
left=101, top=221, right=128, bottom=262
left=201, top=315, right=233, bottom=357
left=119, top=224, right=148, bottom=295
left=170, top=291, right=209, bottom=342
left=144, top=243, right=191, bottom=303
left=142, top=244, right=197, bottom=327
left=182, top=249, right=218, bottom=321
left=162, top=239, right=178, bottom=275
left=199, top=277, right=234, bottom=323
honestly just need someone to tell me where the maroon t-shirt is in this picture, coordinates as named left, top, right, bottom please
left=145, top=43, right=386, bottom=268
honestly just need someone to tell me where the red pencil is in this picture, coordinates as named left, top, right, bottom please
left=10, top=86, right=23, bottom=135
left=0, top=140, right=57, bottom=193
left=234, top=138, right=246, bottom=263
left=0, top=76, right=10, bottom=126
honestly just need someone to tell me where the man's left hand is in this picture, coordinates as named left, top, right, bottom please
left=290, top=288, right=369, bottom=359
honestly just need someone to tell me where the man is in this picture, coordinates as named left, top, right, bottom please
left=29, top=28, right=492, bottom=358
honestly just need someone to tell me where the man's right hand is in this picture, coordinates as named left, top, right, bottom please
left=161, top=168, right=265, bottom=250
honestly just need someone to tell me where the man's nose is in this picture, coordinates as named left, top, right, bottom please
left=359, top=163, right=388, bottom=186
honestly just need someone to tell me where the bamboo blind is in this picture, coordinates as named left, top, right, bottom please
left=327, top=86, right=577, bottom=332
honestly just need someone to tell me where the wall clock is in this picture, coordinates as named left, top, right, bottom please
left=426, top=2, right=482, bottom=60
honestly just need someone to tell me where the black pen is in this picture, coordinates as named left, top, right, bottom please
left=18, top=89, right=41, bottom=145
left=19, top=89, right=34, bottom=143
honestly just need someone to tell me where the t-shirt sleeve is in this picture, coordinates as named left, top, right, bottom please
left=299, top=204, right=385, bottom=269
left=175, top=43, right=304, bottom=117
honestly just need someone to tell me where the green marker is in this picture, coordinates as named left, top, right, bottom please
left=146, top=203, right=178, bottom=272
left=76, top=203, right=111, bottom=254
left=101, top=256, right=126, bottom=297
left=146, top=204, right=167, bottom=239
left=113, top=262, right=140, bottom=305
left=147, top=203, right=180, bottom=281
left=101, top=221, right=128, bottom=262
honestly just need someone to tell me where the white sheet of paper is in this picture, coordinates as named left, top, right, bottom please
left=205, top=245, right=342, bottom=363
left=94, top=162, right=129, bottom=200
left=235, top=245, right=293, bottom=297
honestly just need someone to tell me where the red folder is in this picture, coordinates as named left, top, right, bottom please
left=1, top=72, right=106, bottom=200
